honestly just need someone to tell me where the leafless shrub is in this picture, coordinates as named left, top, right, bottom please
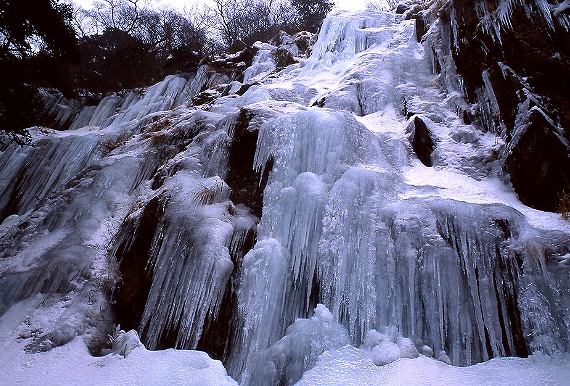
left=558, top=190, right=570, bottom=221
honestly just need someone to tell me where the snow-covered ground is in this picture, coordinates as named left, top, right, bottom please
left=2, top=299, right=570, bottom=386
left=0, top=297, right=237, bottom=386
left=298, top=346, right=570, bottom=386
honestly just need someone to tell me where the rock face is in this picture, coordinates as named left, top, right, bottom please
left=407, top=115, right=434, bottom=167
left=506, top=109, right=570, bottom=212
left=428, top=0, right=570, bottom=211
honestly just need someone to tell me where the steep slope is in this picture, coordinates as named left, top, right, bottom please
left=0, top=3, right=569, bottom=385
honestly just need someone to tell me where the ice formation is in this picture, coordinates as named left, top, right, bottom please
left=1, top=2, right=570, bottom=385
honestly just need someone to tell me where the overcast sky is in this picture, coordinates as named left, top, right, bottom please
left=72, top=0, right=373, bottom=12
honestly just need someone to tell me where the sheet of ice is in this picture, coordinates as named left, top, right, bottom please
left=64, top=73, right=207, bottom=131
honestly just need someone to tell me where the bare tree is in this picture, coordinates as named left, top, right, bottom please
left=86, top=0, right=142, bottom=33
left=207, top=0, right=296, bottom=48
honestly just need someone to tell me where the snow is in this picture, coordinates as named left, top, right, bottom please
left=297, top=346, right=570, bottom=386
left=402, top=161, right=570, bottom=232
left=0, top=298, right=237, bottom=386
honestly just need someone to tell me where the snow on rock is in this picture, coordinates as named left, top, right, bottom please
left=111, top=328, right=142, bottom=357
left=362, top=328, right=419, bottom=366
left=370, top=342, right=401, bottom=366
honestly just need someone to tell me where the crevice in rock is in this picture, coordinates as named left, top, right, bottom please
left=226, top=109, right=273, bottom=218
left=111, top=196, right=166, bottom=335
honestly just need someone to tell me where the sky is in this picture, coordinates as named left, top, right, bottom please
left=72, top=0, right=372, bottom=12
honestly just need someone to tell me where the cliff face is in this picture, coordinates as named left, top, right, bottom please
left=421, top=0, right=570, bottom=211
left=1, top=4, right=570, bottom=386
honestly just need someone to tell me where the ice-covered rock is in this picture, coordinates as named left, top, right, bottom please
left=420, top=345, right=434, bottom=357
left=398, top=336, right=419, bottom=359
left=370, top=342, right=401, bottom=365
left=240, top=304, right=349, bottom=386
left=437, top=350, right=452, bottom=365
left=111, top=329, right=142, bottom=357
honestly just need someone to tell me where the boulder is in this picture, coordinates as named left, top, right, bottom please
left=407, top=115, right=435, bottom=167
left=396, top=4, right=409, bottom=14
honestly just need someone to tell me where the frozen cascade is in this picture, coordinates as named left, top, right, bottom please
left=68, top=73, right=207, bottom=131
left=242, top=304, right=350, bottom=386
left=135, top=174, right=235, bottom=349
left=0, top=132, right=105, bottom=219
left=227, top=7, right=570, bottom=383
left=0, top=5, right=569, bottom=385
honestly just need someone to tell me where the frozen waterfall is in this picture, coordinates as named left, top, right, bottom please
left=1, top=4, right=570, bottom=386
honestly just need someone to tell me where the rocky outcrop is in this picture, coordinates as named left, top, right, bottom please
left=428, top=0, right=570, bottom=211
left=506, top=109, right=570, bottom=212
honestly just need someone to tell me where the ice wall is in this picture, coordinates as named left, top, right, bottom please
left=68, top=73, right=205, bottom=131
left=226, top=6, right=570, bottom=382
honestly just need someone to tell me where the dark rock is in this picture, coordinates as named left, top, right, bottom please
left=311, top=97, right=326, bottom=108
left=274, top=47, right=298, bottom=68
left=407, top=115, right=435, bottom=167
left=192, top=89, right=220, bottom=106
left=415, top=16, right=428, bottom=42
left=462, top=109, right=472, bottom=125
left=506, top=109, right=570, bottom=212
left=396, top=4, right=409, bottom=14
left=433, top=0, right=570, bottom=212
left=201, top=46, right=257, bottom=84
left=293, top=31, right=316, bottom=57
left=225, top=109, right=272, bottom=218
left=492, top=218, right=512, bottom=240
left=440, top=0, right=570, bottom=140
left=236, top=82, right=256, bottom=96
left=270, top=30, right=315, bottom=60
left=112, top=196, right=165, bottom=334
